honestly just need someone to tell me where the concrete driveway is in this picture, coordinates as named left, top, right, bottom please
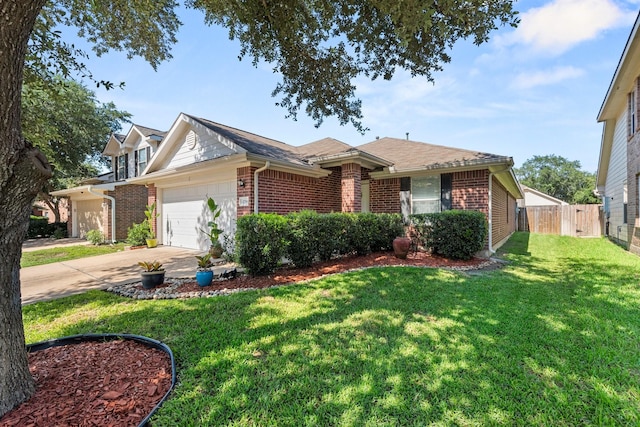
left=20, top=243, right=204, bottom=305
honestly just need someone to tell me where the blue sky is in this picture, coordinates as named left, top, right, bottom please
left=79, top=0, right=640, bottom=173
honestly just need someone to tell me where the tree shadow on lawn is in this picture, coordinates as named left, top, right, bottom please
left=24, top=240, right=640, bottom=426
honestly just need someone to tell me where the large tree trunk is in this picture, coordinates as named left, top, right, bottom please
left=0, top=0, right=50, bottom=417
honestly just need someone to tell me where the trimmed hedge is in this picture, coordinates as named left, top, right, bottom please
left=26, top=217, right=68, bottom=239
left=411, top=210, right=487, bottom=260
left=236, top=213, right=290, bottom=276
left=236, top=211, right=404, bottom=276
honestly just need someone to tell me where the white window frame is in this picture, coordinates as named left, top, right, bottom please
left=411, top=175, right=441, bottom=214
left=137, top=148, right=148, bottom=176
left=117, top=155, right=126, bottom=180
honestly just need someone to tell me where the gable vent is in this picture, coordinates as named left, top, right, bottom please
left=185, top=130, right=198, bottom=150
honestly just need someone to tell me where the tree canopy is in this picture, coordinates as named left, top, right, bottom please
left=1, top=0, right=519, bottom=417
left=515, top=155, right=599, bottom=204
left=30, top=0, right=518, bottom=132
left=22, top=77, right=130, bottom=220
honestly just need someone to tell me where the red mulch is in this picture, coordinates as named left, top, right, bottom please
left=152, top=250, right=491, bottom=294
left=1, top=251, right=489, bottom=427
left=0, top=340, right=171, bottom=427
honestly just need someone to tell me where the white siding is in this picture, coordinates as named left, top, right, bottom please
left=524, top=191, right=563, bottom=206
left=605, top=111, right=629, bottom=243
left=167, top=127, right=236, bottom=169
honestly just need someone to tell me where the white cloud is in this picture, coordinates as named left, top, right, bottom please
left=511, top=65, right=585, bottom=89
left=499, top=0, right=633, bottom=55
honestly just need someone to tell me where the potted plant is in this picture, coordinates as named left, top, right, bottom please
left=144, top=202, right=159, bottom=248
left=201, top=197, right=224, bottom=258
left=195, top=254, right=214, bottom=287
left=138, top=260, right=165, bottom=289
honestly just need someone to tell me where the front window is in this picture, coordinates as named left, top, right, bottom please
left=137, top=148, right=148, bottom=176
left=411, top=175, right=441, bottom=214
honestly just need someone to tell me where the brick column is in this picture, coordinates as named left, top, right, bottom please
left=147, top=184, right=157, bottom=236
left=341, top=163, right=361, bottom=212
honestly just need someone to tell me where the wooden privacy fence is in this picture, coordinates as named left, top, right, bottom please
left=518, top=204, right=603, bottom=237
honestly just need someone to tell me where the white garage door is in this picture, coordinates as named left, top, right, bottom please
left=161, top=178, right=236, bottom=250
left=75, top=199, right=103, bottom=238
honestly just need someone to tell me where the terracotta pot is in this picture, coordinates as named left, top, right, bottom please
left=392, top=237, right=411, bottom=259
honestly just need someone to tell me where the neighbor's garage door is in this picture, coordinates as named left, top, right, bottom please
left=75, top=199, right=103, bottom=238
left=161, top=177, right=236, bottom=251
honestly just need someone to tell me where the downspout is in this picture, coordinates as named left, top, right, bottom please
left=487, top=167, right=512, bottom=254
left=254, top=161, right=271, bottom=214
left=88, top=186, right=116, bottom=243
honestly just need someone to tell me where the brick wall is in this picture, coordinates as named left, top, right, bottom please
left=369, top=178, right=401, bottom=213
left=237, top=167, right=254, bottom=216
left=254, top=167, right=342, bottom=214
left=627, top=78, right=640, bottom=252
left=104, top=184, right=148, bottom=240
left=341, top=163, right=361, bottom=212
left=491, top=176, right=514, bottom=246
left=452, top=170, right=489, bottom=214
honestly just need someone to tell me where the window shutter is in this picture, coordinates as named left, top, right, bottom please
left=114, top=156, right=119, bottom=179
left=400, top=177, right=411, bottom=222
left=441, top=173, right=452, bottom=211
left=134, top=150, right=139, bottom=177
left=124, top=153, right=129, bottom=179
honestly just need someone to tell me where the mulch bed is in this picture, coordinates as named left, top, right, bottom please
left=1, top=250, right=496, bottom=426
left=0, top=340, right=171, bottom=427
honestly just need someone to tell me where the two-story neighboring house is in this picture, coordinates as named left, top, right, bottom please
left=51, top=124, right=166, bottom=241
left=596, top=12, right=640, bottom=251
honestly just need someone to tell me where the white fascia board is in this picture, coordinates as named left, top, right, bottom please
left=598, top=12, right=640, bottom=122
left=246, top=154, right=332, bottom=178
left=128, top=153, right=250, bottom=187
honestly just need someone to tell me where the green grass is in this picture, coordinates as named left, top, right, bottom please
left=21, top=243, right=126, bottom=267
left=22, top=233, right=640, bottom=425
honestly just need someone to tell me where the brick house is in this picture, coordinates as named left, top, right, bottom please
left=596, top=11, right=640, bottom=251
left=51, top=125, right=166, bottom=240
left=119, top=113, right=522, bottom=254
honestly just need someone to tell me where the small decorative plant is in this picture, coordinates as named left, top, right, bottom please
left=201, top=197, right=224, bottom=257
left=194, top=254, right=214, bottom=287
left=138, top=261, right=164, bottom=272
left=138, top=260, right=165, bottom=289
left=195, top=254, right=212, bottom=271
left=144, top=202, right=159, bottom=239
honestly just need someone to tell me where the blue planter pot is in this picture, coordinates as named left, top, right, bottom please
left=196, top=270, right=214, bottom=287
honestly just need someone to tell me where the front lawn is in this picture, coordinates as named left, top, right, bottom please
left=22, top=233, right=640, bottom=425
left=21, top=243, right=126, bottom=268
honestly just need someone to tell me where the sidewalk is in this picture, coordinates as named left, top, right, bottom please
left=20, top=245, right=214, bottom=305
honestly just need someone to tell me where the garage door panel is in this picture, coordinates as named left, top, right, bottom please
left=161, top=179, right=236, bottom=250
left=76, top=199, right=103, bottom=238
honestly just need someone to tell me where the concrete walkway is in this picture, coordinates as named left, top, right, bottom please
left=20, top=243, right=217, bottom=305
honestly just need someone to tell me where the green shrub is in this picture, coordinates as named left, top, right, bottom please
left=50, top=222, right=67, bottom=239
left=418, top=210, right=488, bottom=260
left=236, top=214, right=289, bottom=276
left=286, top=210, right=320, bottom=268
left=370, top=213, right=404, bottom=251
left=315, top=213, right=351, bottom=260
left=126, top=222, right=151, bottom=246
left=27, top=216, right=49, bottom=239
left=86, top=229, right=105, bottom=245
left=346, top=213, right=376, bottom=255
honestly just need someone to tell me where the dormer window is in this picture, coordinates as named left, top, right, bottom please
left=135, top=147, right=150, bottom=176
left=115, top=154, right=128, bottom=181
